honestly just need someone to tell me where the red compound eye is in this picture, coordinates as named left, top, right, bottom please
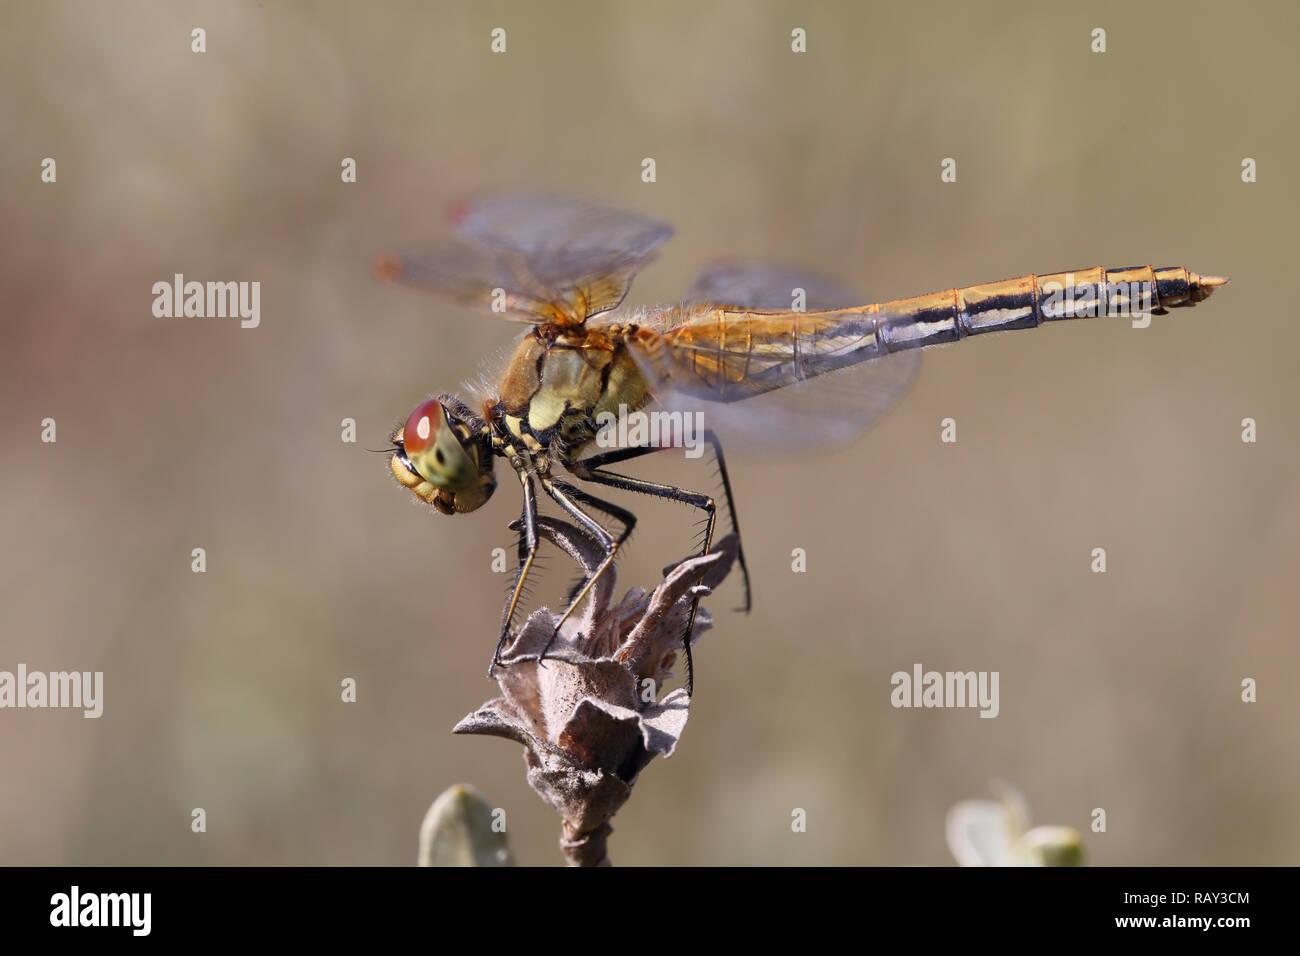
left=402, top=400, right=443, bottom=455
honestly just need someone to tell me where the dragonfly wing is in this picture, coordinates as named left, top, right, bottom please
left=377, top=194, right=674, bottom=325
left=455, top=194, right=673, bottom=321
left=683, top=261, right=864, bottom=312
left=629, top=266, right=922, bottom=454
left=639, top=343, right=920, bottom=454
left=375, top=237, right=573, bottom=324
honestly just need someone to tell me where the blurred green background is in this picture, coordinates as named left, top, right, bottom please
left=2, top=0, right=1297, bottom=865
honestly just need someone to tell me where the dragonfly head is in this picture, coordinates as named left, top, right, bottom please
left=390, top=397, right=496, bottom=515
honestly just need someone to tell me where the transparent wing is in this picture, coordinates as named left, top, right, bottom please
left=639, top=343, right=920, bottom=454
left=683, top=260, right=864, bottom=312
left=627, top=266, right=921, bottom=454
left=376, top=194, right=674, bottom=325
left=374, top=238, right=573, bottom=324
left=454, top=194, right=674, bottom=286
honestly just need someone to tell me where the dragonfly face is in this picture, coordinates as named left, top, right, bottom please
left=390, top=397, right=496, bottom=515
left=378, top=193, right=1227, bottom=692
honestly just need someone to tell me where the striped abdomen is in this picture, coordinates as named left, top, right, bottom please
left=654, top=266, right=1227, bottom=401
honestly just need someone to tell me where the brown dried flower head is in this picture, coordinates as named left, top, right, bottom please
left=454, top=517, right=739, bottom=865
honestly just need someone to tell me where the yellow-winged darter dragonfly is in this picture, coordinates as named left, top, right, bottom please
left=378, top=195, right=1226, bottom=690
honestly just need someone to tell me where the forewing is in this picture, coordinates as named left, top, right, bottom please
left=377, top=194, right=674, bottom=325
left=375, top=238, right=573, bottom=324
left=455, top=194, right=674, bottom=321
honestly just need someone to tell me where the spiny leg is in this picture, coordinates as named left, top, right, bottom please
left=554, top=483, right=638, bottom=607
left=536, top=479, right=619, bottom=663
left=491, top=473, right=538, bottom=676
left=570, top=433, right=751, bottom=612
left=566, top=461, right=716, bottom=694
left=701, top=430, right=750, bottom=613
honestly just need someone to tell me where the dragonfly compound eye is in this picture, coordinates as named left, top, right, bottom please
left=401, top=399, right=445, bottom=458
left=391, top=398, right=496, bottom=514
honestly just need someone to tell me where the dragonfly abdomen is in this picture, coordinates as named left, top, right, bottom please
left=653, top=266, right=1227, bottom=402
left=872, top=265, right=1227, bottom=354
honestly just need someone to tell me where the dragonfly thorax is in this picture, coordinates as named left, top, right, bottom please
left=493, top=325, right=652, bottom=458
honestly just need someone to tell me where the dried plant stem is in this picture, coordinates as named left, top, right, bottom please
left=560, top=819, right=612, bottom=867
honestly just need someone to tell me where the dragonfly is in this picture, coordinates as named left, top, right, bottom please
left=377, top=194, right=1227, bottom=691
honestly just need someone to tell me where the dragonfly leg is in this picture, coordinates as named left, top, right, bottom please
left=491, top=473, right=538, bottom=677
left=553, top=483, right=637, bottom=607
left=536, top=479, right=619, bottom=663
left=569, top=431, right=751, bottom=613
left=701, top=430, right=750, bottom=613
left=564, top=462, right=717, bottom=695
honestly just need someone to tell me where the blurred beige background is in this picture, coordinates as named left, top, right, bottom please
left=1, top=0, right=1296, bottom=865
